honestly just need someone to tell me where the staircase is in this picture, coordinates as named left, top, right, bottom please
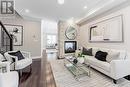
left=0, top=21, right=13, bottom=54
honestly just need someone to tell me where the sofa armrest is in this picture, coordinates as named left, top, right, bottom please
left=7, top=55, right=18, bottom=62
left=0, top=62, right=10, bottom=73
left=110, top=60, right=130, bottom=79
left=4, top=52, right=18, bottom=62
left=0, top=71, right=19, bottom=87
left=10, top=56, right=18, bottom=62
left=21, top=51, right=31, bottom=58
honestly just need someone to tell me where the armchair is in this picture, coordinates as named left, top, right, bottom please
left=0, top=61, right=19, bottom=87
left=4, top=51, right=32, bottom=74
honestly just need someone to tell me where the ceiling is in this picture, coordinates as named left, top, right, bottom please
left=15, top=0, right=128, bottom=22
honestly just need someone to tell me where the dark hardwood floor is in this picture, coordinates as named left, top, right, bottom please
left=19, top=51, right=56, bottom=87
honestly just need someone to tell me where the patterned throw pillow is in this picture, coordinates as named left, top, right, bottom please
left=9, top=51, right=25, bottom=61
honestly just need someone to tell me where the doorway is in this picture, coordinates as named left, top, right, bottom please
left=46, top=34, right=58, bottom=60
left=46, top=34, right=57, bottom=49
left=41, top=20, right=58, bottom=60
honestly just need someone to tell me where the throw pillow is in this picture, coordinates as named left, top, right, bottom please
left=82, top=47, right=93, bottom=56
left=95, top=51, right=108, bottom=61
left=9, top=51, right=25, bottom=61
left=106, top=51, right=120, bottom=63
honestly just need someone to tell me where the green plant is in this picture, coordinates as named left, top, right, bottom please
left=78, top=52, right=85, bottom=58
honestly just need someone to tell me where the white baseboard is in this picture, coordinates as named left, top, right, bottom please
left=31, top=56, right=42, bottom=59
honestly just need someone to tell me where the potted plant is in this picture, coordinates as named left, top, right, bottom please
left=77, top=53, right=85, bottom=64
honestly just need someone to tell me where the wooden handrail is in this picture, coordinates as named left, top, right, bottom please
left=0, top=21, right=13, bottom=51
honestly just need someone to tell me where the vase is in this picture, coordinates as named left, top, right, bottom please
left=73, top=59, right=78, bottom=64
left=77, top=57, right=84, bottom=64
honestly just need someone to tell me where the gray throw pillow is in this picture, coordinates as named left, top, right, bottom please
left=82, top=47, right=93, bottom=56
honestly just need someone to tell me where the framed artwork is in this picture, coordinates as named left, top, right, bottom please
left=89, top=15, right=123, bottom=43
left=4, top=24, right=23, bottom=46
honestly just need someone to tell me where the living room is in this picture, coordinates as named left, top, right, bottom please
left=0, top=0, right=130, bottom=87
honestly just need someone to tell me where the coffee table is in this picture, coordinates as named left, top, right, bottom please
left=64, top=57, right=91, bottom=80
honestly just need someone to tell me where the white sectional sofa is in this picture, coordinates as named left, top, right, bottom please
left=83, top=47, right=130, bottom=83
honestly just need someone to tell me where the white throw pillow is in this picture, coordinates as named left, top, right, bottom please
left=106, top=51, right=120, bottom=63
left=100, top=48, right=110, bottom=53
left=92, top=48, right=99, bottom=56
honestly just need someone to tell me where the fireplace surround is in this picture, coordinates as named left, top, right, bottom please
left=64, top=41, right=77, bottom=53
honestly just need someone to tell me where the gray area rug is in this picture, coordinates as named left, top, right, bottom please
left=50, top=60, right=130, bottom=87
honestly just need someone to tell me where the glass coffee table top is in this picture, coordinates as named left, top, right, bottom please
left=64, top=57, right=90, bottom=80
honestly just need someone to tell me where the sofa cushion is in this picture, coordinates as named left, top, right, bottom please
left=82, top=47, right=93, bottom=56
left=106, top=50, right=120, bottom=63
left=95, top=51, right=108, bottom=61
left=99, top=48, right=110, bottom=53
left=85, top=56, right=110, bottom=72
left=92, top=47, right=99, bottom=56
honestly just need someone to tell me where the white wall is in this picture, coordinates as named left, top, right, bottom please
left=0, top=18, right=41, bottom=58
left=79, top=5, right=130, bottom=52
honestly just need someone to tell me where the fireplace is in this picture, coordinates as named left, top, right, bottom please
left=64, top=41, right=77, bottom=53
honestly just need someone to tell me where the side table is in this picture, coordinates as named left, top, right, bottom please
left=0, top=65, right=7, bottom=73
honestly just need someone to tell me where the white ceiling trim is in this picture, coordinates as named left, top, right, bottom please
left=76, top=0, right=128, bottom=25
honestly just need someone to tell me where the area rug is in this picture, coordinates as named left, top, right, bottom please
left=50, top=60, right=130, bottom=87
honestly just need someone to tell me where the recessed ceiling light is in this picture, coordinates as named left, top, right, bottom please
left=84, top=6, right=88, bottom=9
left=57, top=0, right=64, bottom=5
left=25, top=9, right=30, bottom=13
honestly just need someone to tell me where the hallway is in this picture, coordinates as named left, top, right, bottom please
left=46, top=49, right=58, bottom=61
